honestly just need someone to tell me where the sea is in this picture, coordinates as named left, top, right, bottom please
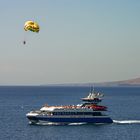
left=0, top=86, right=140, bottom=140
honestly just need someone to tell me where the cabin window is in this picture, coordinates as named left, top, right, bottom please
left=93, top=112, right=102, bottom=116
left=52, top=112, right=99, bottom=116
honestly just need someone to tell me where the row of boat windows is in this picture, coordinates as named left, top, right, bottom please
left=46, top=112, right=102, bottom=116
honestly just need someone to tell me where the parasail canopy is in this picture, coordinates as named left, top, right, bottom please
left=24, top=20, right=40, bottom=33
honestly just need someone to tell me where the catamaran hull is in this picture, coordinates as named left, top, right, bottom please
left=27, top=116, right=113, bottom=125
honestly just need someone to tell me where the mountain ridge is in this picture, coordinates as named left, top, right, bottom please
left=97, top=77, right=140, bottom=87
left=45, top=77, right=140, bottom=87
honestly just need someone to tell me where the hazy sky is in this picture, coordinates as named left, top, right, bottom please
left=0, top=0, right=140, bottom=85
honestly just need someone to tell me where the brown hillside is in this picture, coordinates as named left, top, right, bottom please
left=118, top=78, right=140, bottom=85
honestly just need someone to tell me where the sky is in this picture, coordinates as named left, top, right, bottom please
left=0, top=0, right=140, bottom=85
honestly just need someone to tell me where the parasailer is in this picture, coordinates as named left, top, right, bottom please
left=23, top=40, right=26, bottom=45
left=23, top=20, right=40, bottom=45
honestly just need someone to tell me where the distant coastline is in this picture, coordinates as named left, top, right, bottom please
left=44, top=77, right=140, bottom=87
left=1, top=78, right=140, bottom=87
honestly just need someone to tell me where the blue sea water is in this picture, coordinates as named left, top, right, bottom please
left=0, top=86, right=140, bottom=140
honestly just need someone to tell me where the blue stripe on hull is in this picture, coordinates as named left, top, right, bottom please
left=28, top=116, right=113, bottom=124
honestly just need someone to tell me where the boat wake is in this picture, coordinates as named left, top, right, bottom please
left=113, top=120, right=140, bottom=124
left=32, top=122, right=67, bottom=126
left=30, top=122, right=87, bottom=126
left=68, top=123, right=87, bottom=126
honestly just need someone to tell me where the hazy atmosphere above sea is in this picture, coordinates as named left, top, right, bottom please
left=0, top=0, right=140, bottom=85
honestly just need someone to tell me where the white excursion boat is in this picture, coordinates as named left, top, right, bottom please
left=26, top=88, right=113, bottom=125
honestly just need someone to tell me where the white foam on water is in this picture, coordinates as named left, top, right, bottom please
left=36, top=122, right=64, bottom=126
left=68, top=123, right=87, bottom=126
left=29, top=121, right=87, bottom=126
left=113, top=120, right=140, bottom=124
left=29, top=120, right=140, bottom=126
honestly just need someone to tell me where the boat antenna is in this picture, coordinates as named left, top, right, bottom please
left=93, top=84, right=94, bottom=93
left=90, top=84, right=94, bottom=93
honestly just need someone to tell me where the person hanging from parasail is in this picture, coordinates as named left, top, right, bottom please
left=23, top=20, right=40, bottom=45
